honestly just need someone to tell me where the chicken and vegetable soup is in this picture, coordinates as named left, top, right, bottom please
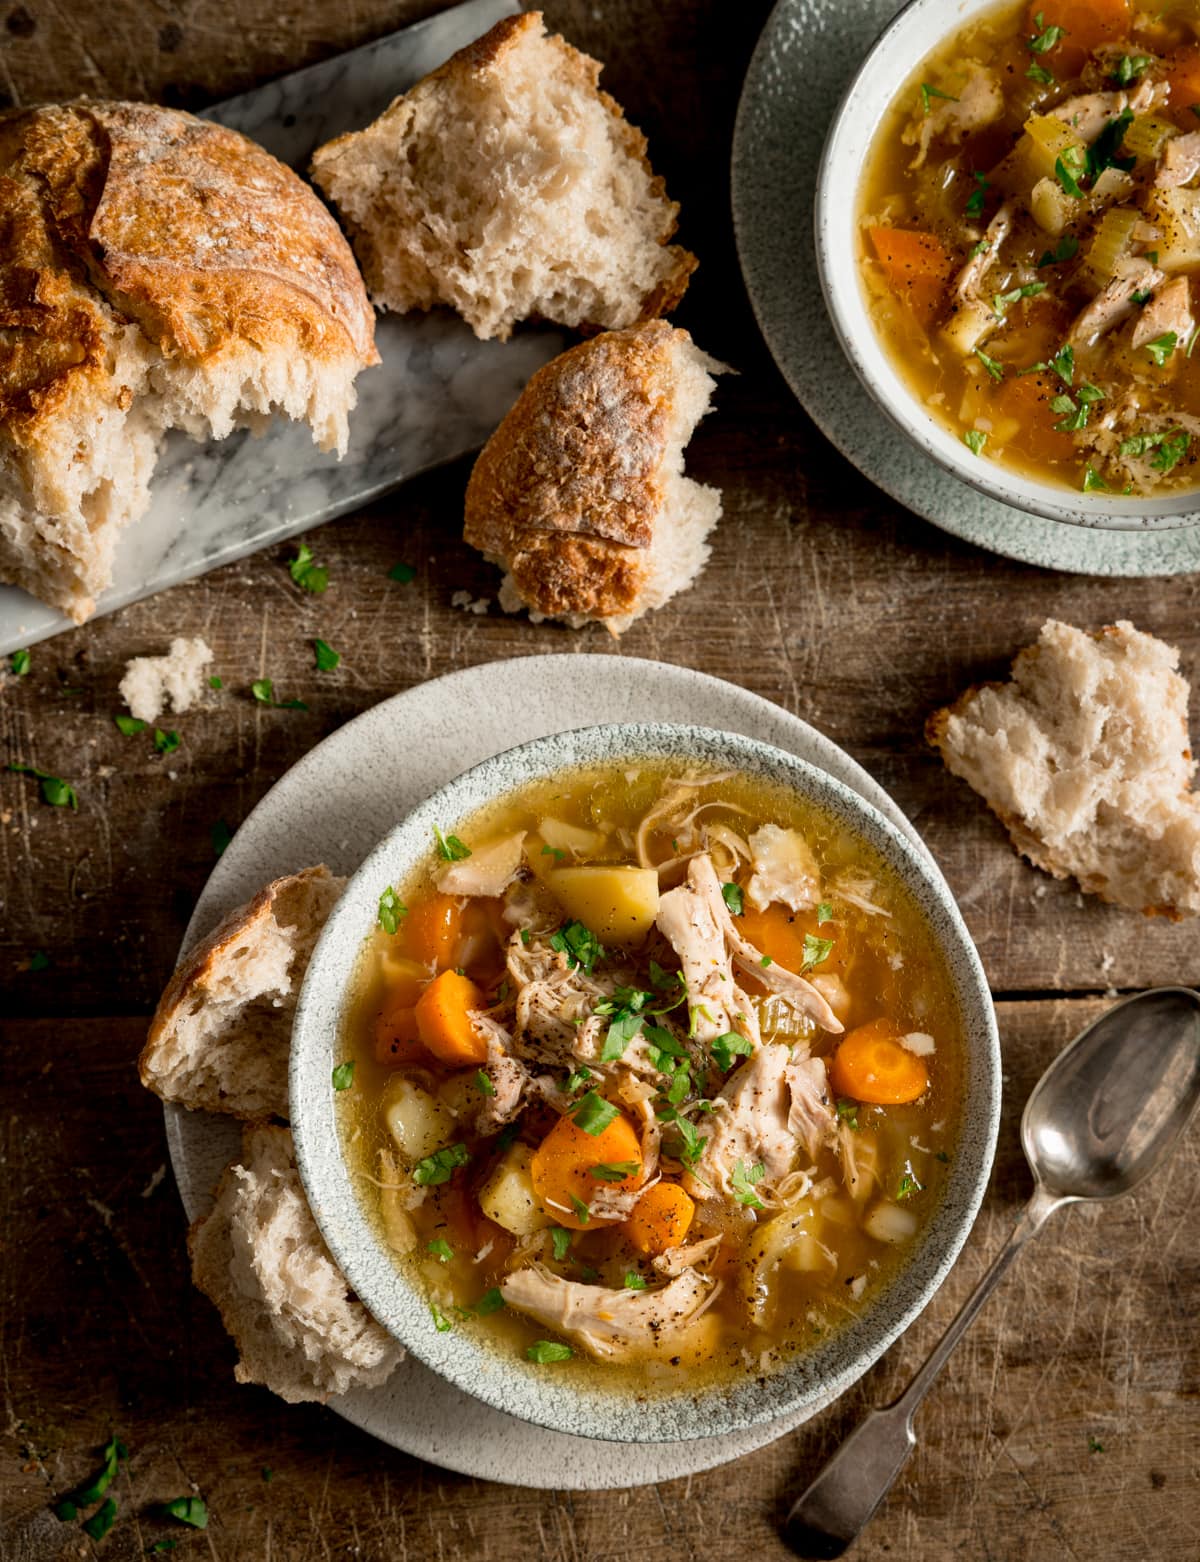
left=338, top=764, right=963, bottom=1384
left=860, top=0, right=1200, bottom=497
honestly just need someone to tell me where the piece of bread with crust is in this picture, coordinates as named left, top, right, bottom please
left=310, top=11, right=696, bottom=341
left=189, top=1122, right=402, bottom=1403
left=927, top=619, right=1200, bottom=916
left=463, top=321, right=722, bottom=632
left=140, top=866, right=344, bottom=1119
left=0, top=101, right=378, bottom=623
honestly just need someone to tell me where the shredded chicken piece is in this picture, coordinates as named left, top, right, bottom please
left=1069, top=259, right=1167, bottom=347
left=438, top=832, right=525, bottom=898
left=656, top=859, right=761, bottom=1046
left=952, top=203, right=1014, bottom=304
left=784, top=1055, right=837, bottom=1162
left=830, top=870, right=891, bottom=918
left=902, top=67, right=1004, bottom=168
left=1157, top=131, right=1200, bottom=191
left=685, top=1042, right=798, bottom=1201
left=588, top=1089, right=663, bottom=1220
left=744, top=823, right=821, bottom=913
left=470, top=1016, right=530, bottom=1132
left=1130, top=277, right=1196, bottom=352
left=652, top=1234, right=723, bottom=1278
left=1049, top=80, right=1159, bottom=143
left=500, top=1265, right=717, bottom=1360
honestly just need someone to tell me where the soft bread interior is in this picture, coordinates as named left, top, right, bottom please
left=313, top=17, right=691, bottom=340
left=932, top=620, right=1200, bottom=915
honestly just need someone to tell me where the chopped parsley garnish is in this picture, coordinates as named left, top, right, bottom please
left=288, top=541, right=328, bottom=594
left=569, top=1091, right=619, bottom=1137
left=1143, top=332, right=1178, bottom=367
left=816, top=901, right=834, bottom=925
left=1052, top=383, right=1103, bottom=432
left=968, top=239, right=990, bottom=259
left=114, top=714, right=146, bottom=736
left=897, top=1169, right=924, bottom=1200
left=541, top=844, right=567, bottom=862
left=430, top=1300, right=454, bottom=1332
left=1027, top=15, right=1064, bottom=54
left=474, top=1286, right=505, bottom=1315
left=836, top=1098, right=860, bottom=1130
left=569, top=1193, right=591, bottom=1225
left=963, top=430, right=988, bottom=456
left=721, top=881, right=745, bottom=916
left=624, top=1271, right=647, bottom=1291
left=313, top=638, right=340, bottom=671
left=412, top=1142, right=470, bottom=1185
left=590, top=1160, right=640, bottom=1182
left=154, top=728, right=180, bottom=755
left=549, top=920, right=604, bottom=974
left=211, top=819, right=233, bottom=857
left=919, top=82, right=958, bottom=115
left=7, top=763, right=77, bottom=809
left=711, top=1031, right=753, bottom=1072
left=992, top=282, right=1046, bottom=320
left=1151, top=430, right=1190, bottom=475
left=1026, top=61, right=1055, bottom=86
left=331, top=1060, right=355, bottom=1091
left=56, top=1434, right=127, bottom=1520
left=1037, top=236, right=1079, bottom=268
left=82, top=1499, right=118, bottom=1541
left=520, top=928, right=532, bottom=946
left=1111, top=54, right=1152, bottom=87
left=251, top=678, right=308, bottom=711
left=975, top=348, right=1005, bottom=382
left=27, top=951, right=50, bottom=972
left=565, top=1065, right=593, bottom=1094
left=964, top=171, right=990, bottom=220
left=377, top=884, right=404, bottom=934
left=550, top=1227, right=573, bottom=1261
left=731, top=1159, right=766, bottom=1209
left=1082, top=467, right=1108, bottom=493
left=800, top=933, right=835, bottom=972
left=1055, top=150, right=1085, bottom=199
left=162, top=1496, right=208, bottom=1530
left=427, top=1238, right=454, bottom=1263
left=433, top=825, right=471, bottom=860
left=599, top=1008, right=645, bottom=1062
left=526, top=1340, right=572, bottom=1363
left=1088, top=1435, right=1105, bottom=1454
left=665, top=1115, right=708, bottom=1167
left=935, top=1150, right=950, bottom=1164
left=760, top=954, right=774, bottom=968
left=209, top=675, right=223, bottom=689
left=1087, top=111, right=1135, bottom=181
left=10, top=648, right=30, bottom=676
left=475, top=1069, right=496, bottom=1097
left=1050, top=344, right=1075, bottom=385
left=388, top=561, right=415, bottom=583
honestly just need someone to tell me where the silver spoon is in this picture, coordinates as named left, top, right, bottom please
left=785, top=986, right=1200, bottom=1559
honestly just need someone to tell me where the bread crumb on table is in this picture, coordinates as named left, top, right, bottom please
left=119, top=636, right=213, bottom=723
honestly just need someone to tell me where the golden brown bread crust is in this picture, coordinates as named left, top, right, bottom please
left=0, top=101, right=377, bottom=447
left=464, top=321, right=687, bottom=621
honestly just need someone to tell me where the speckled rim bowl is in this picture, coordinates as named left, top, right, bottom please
left=814, top=0, right=1200, bottom=533
left=291, top=724, right=1000, bottom=1444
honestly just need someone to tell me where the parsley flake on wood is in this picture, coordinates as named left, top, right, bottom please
left=7, top=763, right=77, bottom=809
left=313, top=638, right=340, bottom=671
left=10, top=648, right=30, bottom=676
left=251, top=678, right=308, bottom=711
left=388, top=562, right=415, bottom=583
left=919, top=82, right=958, bottom=115
left=114, top=715, right=146, bottom=736
left=288, top=542, right=328, bottom=594
left=433, top=825, right=471, bottom=861
left=413, top=1143, right=470, bottom=1185
left=526, top=1340, right=572, bottom=1363
left=1088, top=1435, right=1105, bottom=1453
left=27, top=951, right=50, bottom=972
left=711, top=1031, right=753, bottom=1072
left=331, top=1060, right=355, bottom=1091
left=211, top=819, right=233, bottom=857
left=162, top=1495, right=208, bottom=1530
left=377, top=884, right=405, bottom=935
left=154, top=728, right=180, bottom=755
left=731, top=1159, right=766, bottom=1209
left=721, top=882, right=745, bottom=916
left=209, top=675, right=223, bottom=690
left=81, top=1498, right=117, bottom=1541
left=569, top=1091, right=619, bottom=1137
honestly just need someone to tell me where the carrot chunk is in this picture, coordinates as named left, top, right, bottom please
left=625, top=1181, right=696, bottom=1256
left=1025, top=0, right=1131, bottom=74
left=414, top=969, right=488, bottom=1066
left=866, top=226, right=953, bottom=324
left=828, top=1018, right=928, bottom=1105
left=403, top=893, right=464, bottom=971
left=1165, top=49, right=1200, bottom=124
left=530, top=1108, right=643, bottom=1231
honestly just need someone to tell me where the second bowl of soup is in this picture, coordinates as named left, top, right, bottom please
left=290, top=725, right=1000, bottom=1442
left=817, top=0, right=1200, bottom=528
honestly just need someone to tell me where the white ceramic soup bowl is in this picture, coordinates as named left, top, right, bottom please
left=291, top=723, right=1000, bottom=1443
left=815, top=0, right=1200, bottom=532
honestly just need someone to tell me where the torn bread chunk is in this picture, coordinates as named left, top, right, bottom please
left=928, top=620, right=1200, bottom=916
left=310, top=12, right=696, bottom=341
left=139, top=866, right=345, bottom=1119
left=0, top=101, right=378, bottom=623
left=189, top=1122, right=402, bottom=1403
left=464, top=321, right=722, bottom=632
left=119, top=637, right=214, bottom=724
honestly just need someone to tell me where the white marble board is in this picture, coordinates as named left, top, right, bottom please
left=0, top=0, right=566, bottom=656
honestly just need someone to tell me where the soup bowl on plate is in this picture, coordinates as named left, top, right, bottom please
left=290, top=723, right=1000, bottom=1443
left=815, top=0, right=1200, bottom=531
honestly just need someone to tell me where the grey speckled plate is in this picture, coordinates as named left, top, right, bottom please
left=164, top=654, right=952, bottom=1488
left=732, top=0, right=1200, bottom=578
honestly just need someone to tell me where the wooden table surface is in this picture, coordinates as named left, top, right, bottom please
left=1, top=3, right=1197, bottom=1559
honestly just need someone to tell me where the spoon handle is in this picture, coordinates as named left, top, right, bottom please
left=783, top=1184, right=1065, bottom=1558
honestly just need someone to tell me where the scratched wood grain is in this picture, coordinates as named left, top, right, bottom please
left=1, top=1, right=1198, bottom=1558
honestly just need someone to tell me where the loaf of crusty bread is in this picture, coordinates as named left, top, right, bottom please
left=140, top=866, right=344, bottom=1119
left=928, top=620, right=1200, bottom=916
left=0, top=102, right=378, bottom=623
left=189, top=1122, right=402, bottom=1403
left=310, top=12, right=696, bottom=341
left=464, top=320, right=722, bottom=631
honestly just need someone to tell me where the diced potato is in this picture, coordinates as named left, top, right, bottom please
left=1029, top=176, right=1074, bottom=237
left=779, top=1203, right=835, bottom=1274
left=546, top=865, right=661, bottom=945
left=864, top=1200, right=920, bottom=1244
left=538, top=817, right=607, bottom=857
left=1148, top=188, right=1200, bottom=272
left=381, top=1075, right=457, bottom=1163
left=941, top=299, right=999, bottom=355
left=478, top=1144, right=552, bottom=1236
left=842, top=1127, right=881, bottom=1204
left=379, top=952, right=430, bottom=998
left=436, top=1069, right=483, bottom=1121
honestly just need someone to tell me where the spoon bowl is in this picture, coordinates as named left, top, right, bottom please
left=1022, top=988, right=1200, bottom=1203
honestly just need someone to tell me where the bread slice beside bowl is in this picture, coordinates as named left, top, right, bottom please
left=311, top=11, right=696, bottom=341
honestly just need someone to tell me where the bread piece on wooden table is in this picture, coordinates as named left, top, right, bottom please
left=464, top=321, right=722, bottom=632
left=0, top=102, right=378, bottom=624
left=928, top=619, right=1200, bottom=916
left=140, top=866, right=344, bottom=1119
left=119, top=637, right=214, bottom=724
left=310, top=11, right=696, bottom=341
left=190, top=1122, right=402, bottom=1403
